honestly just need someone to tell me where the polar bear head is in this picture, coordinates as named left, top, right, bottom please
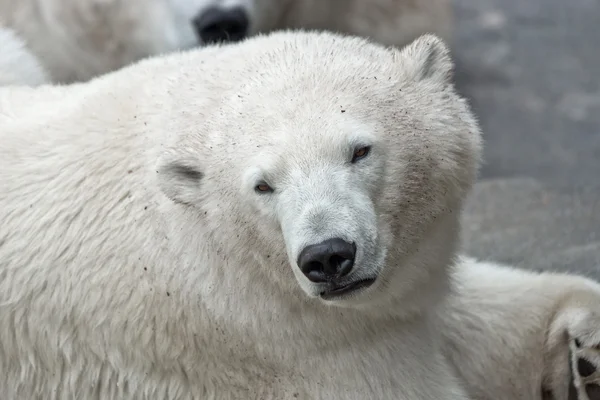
left=156, top=31, right=481, bottom=313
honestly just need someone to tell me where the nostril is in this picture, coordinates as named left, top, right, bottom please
left=302, top=260, right=328, bottom=283
left=306, top=267, right=328, bottom=283
left=327, top=254, right=352, bottom=276
left=337, top=258, right=354, bottom=277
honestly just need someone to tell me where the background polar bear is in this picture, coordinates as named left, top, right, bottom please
left=0, top=0, right=451, bottom=83
left=0, top=26, right=48, bottom=86
left=0, top=31, right=599, bottom=399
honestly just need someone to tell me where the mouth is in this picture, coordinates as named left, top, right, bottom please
left=319, top=278, right=377, bottom=300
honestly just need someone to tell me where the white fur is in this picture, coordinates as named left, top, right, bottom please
left=1, top=31, right=599, bottom=400
left=0, top=26, right=48, bottom=86
left=0, top=0, right=199, bottom=83
left=443, top=257, right=600, bottom=399
left=0, top=0, right=451, bottom=83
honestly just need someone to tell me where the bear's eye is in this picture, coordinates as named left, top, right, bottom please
left=351, top=146, right=371, bottom=163
left=255, top=182, right=274, bottom=194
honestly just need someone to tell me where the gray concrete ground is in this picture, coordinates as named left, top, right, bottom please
left=451, top=0, right=600, bottom=276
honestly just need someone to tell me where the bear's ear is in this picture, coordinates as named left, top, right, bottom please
left=393, top=34, right=454, bottom=86
left=156, top=153, right=204, bottom=206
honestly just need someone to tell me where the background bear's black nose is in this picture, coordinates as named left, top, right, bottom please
left=297, top=238, right=356, bottom=283
left=193, top=7, right=249, bottom=44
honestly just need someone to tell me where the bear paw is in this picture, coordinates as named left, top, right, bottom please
left=569, top=332, right=600, bottom=400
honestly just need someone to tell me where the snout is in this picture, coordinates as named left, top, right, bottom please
left=193, top=6, right=249, bottom=44
left=298, top=238, right=356, bottom=283
left=297, top=238, right=376, bottom=300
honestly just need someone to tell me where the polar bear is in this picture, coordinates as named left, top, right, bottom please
left=1, top=31, right=599, bottom=399
left=0, top=26, right=48, bottom=86
left=0, top=0, right=451, bottom=83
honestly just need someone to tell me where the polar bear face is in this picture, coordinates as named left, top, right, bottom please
left=240, top=116, right=388, bottom=302
left=157, top=32, right=481, bottom=311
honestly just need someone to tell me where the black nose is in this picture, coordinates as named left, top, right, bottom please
left=297, top=238, right=356, bottom=283
left=193, top=7, right=249, bottom=44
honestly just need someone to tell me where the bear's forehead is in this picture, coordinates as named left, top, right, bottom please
left=221, top=101, right=382, bottom=150
left=204, top=82, right=453, bottom=167
left=219, top=81, right=397, bottom=140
